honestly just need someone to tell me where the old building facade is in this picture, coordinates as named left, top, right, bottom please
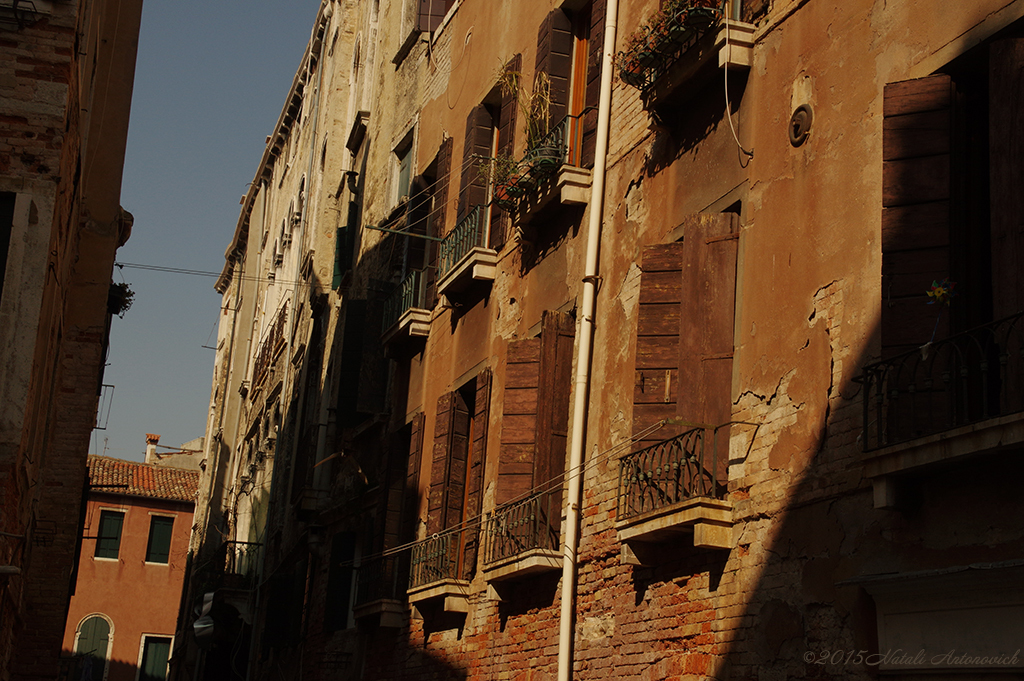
left=62, top=455, right=199, bottom=681
left=184, top=0, right=1024, bottom=680
left=0, top=1, right=142, bottom=679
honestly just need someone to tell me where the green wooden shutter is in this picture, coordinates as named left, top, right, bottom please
left=139, top=637, right=171, bottom=681
left=76, top=616, right=110, bottom=660
left=145, top=516, right=174, bottom=563
left=94, top=511, right=124, bottom=558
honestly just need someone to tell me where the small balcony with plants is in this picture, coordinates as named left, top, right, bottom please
left=436, top=204, right=497, bottom=298
left=354, top=554, right=406, bottom=628
left=616, top=425, right=732, bottom=563
left=481, top=489, right=562, bottom=583
left=488, top=113, right=592, bottom=222
left=381, top=269, right=431, bottom=346
left=858, top=310, right=1024, bottom=508
left=406, top=527, right=473, bottom=614
left=616, top=0, right=754, bottom=109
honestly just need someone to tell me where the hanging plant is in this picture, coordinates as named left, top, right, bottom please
left=107, top=282, right=135, bottom=318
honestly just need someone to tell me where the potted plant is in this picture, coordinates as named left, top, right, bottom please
left=482, top=154, right=523, bottom=210
left=681, top=0, right=723, bottom=30
left=107, top=282, right=135, bottom=318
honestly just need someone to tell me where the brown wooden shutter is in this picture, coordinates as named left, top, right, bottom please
left=417, top=0, right=455, bottom=33
left=458, top=106, right=493, bottom=225
left=536, top=10, right=573, bottom=129
left=498, top=338, right=542, bottom=506
left=535, top=311, right=575, bottom=500
left=490, top=54, right=521, bottom=252
left=461, top=369, right=491, bottom=578
left=404, top=412, right=425, bottom=542
left=497, top=311, right=575, bottom=508
left=425, top=137, right=452, bottom=308
left=581, top=0, right=605, bottom=168
left=881, top=74, right=953, bottom=358
left=427, top=392, right=454, bottom=535
left=633, top=214, right=738, bottom=479
left=989, top=39, right=1024, bottom=319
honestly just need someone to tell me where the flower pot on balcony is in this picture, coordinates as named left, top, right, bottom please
left=526, top=145, right=563, bottom=178
left=684, top=7, right=721, bottom=30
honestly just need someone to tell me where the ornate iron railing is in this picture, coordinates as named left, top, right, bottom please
left=859, top=311, right=1024, bottom=451
left=483, top=490, right=561, bottom=565
left=438, top=205, right=485, bottom=278
left=616, top=0, right=724, bottom=92
left=617, top=426, right=723, bottom=522
left=492, top=113, right=588, bottom=212
left=408, top=529, right=469, bottom=590
left=221, top=540, right=262, bottom=582
left=253, top=302, right=288, bottom=384
left=193, top=540, right=263, bottom=595
left=381, top=269, right=426, bottom=334
left=356, top=554, right=405, bottom=605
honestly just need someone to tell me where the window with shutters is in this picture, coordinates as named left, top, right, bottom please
left=144, top=516, right=174, bottom=564
left=393, top=131, right=415, bottom=206
left=616, top=213, right=738, bottom=561
left=94, top=510, right=124, bottom=559
left=484, top=311, right=575, bottom=582
left=138, top=635, right=172, bottom=681
left=74, top=614, right=111, bottom=668
left=408, top=372, right=491, bottom=612
left=861, top=35, right=1024, bottom=506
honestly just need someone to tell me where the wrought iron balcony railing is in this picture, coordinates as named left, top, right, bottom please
left=483, top=490, right=561, bottom=565
left=859, top=311, right=1024, bottom=451
left=356, top=554, right=406, bottom=606
left=438, top=205, right=486, bottom=279
left=253, top=302, right=288, bottom=385
left=616, top=0, right=725, bottom=93
left=617, top=426, right=724, bottom=523
left=193, top=540, right=263, bottom=595
left=381, top=269, right=427, bottom=335
left=408, top=528, right=472, bottom=590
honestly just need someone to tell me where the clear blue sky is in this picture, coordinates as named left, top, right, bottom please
left=95, top=0, right=322, bottom=461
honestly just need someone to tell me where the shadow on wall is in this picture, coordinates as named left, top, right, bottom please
left=60, top=654, right=159, bottom=681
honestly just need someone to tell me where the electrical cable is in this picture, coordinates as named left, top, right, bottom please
left=723, top=18, right=753, bottom=160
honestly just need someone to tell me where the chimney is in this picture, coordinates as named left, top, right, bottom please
left=145, top=434, right=160, bottom=464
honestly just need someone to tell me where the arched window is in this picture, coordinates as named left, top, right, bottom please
left=74, top=614, right=112, bottom=681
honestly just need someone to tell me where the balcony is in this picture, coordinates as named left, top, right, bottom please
left=252, top=302, right=288, bottom=389
left=492, top=114, right=592, bottom=221
left=193, top=540, right=263, bottom=597
left=858, top=311, right=1024, bottom=507
left=354, top=555, right=405, bottom=628
left=482, top=490, right=561, bottom=583
left=407, top=529, right=471, bottom=614
left=616, top=0, right=753, bottom=110
left=381, top=269, right=431, bottom=345
left=436, top=205, right=496, bottom=298
left=615, top=426, right=732, bottom=562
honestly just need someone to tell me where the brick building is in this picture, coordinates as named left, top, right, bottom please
left=62, top=455, right=198, bottom=681
left=0, top=1, right=142, bottom=679
left=182, top=0, right=1024, bottom=680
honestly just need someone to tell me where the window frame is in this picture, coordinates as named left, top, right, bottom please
left=135, top=634, right=173, bottom=681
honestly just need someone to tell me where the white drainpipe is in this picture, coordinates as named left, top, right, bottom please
left=557, top=0, right=618, bottom=678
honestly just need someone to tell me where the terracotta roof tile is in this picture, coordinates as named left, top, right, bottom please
left=87, top=456, right=199, bottom=503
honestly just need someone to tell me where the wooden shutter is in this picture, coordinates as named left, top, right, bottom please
left=499, top=337, right=541, bottom=505
left=417, top=0, right=454, bottom=33
left=489, top=55, right=521, bottom=252
left=535, top=311, right=575, bottom=501
left=581, top=0, right=605, bottom=168
left=425, top=138, right=452, bottom=308
left=461, top=370, right=491, bottom=578
left=145, top=517, right=174, bottom=563
left=881, top=74, right=953, bottom=357
left=427, top=392, right=454, bottom=535
left=498, top=311, right=575, bottom=507
left=989, top=39, right=1024, bottom=319
left=536, top=10, right=574, bottom=129
left=458, top=106, right=493, bottom=225
left=633, top=214, right=738, bottom=479
left=404, top=412, right=425, bottom=541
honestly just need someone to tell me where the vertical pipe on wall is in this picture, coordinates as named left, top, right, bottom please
left=557, top=0, right=618, bottom=678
